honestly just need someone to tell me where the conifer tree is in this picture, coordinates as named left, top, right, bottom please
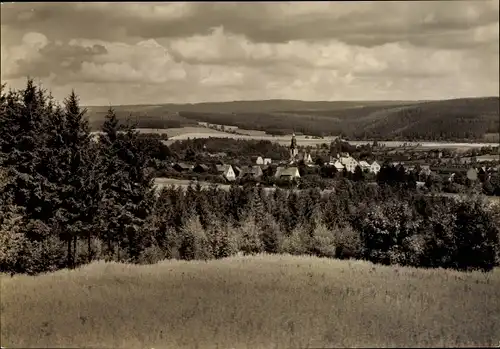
left=98, top=108, right=155, bottom=261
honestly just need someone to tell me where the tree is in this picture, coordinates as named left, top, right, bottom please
left=352, top=165, right=364, bottom=182
left=98, top=108, right=156, bottom=261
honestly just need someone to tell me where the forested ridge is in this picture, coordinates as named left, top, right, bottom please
left=85, top=97, right=500, bottom=141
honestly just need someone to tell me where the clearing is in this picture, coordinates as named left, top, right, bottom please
left=1, top=254, right=499, bottom=348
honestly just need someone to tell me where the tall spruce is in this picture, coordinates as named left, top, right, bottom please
left=98, top=108, right=155, bottom=261
left=39, top=91, right=99, bottom=267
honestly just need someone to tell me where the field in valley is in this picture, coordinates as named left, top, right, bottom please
left=152, top=127, right=499, bottom=149
left=1, top=254, right=499, bottom=348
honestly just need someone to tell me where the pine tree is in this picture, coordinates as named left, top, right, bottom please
left=1, top=79, right=51, bottom=222
left=98, top=109, right=155, bottom=261
left=38, top=91, right=100, bottom=267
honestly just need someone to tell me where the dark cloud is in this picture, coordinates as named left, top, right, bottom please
left=0, top=2, right=498, bottom=104
left=2, top=2, right=498, bottom=49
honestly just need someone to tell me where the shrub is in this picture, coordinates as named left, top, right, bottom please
left=137, top=243, right=167, bottom=265
left=331, top=225, right=363, bottom=260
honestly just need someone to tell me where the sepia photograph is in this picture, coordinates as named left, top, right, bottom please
left=1, top=1, right=499, bottom=348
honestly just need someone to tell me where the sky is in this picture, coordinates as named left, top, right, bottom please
left=1, top=1, right=499, bottom=106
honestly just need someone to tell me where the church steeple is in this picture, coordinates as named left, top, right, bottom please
left=289, top=133, right=298, bottom=162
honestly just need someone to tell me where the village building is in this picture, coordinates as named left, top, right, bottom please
left=369, top=161, right=381, bottom=174
left=193, top=164, right=210, bottom=173
left=332, top=160, right=344, bottom=171
left=255, top=156, right=264, bottom=165
left=358, top=161, right=371, bottom=172
left=275, top=166, right=301, bottom=181
left=232, top=165, right=243, bottom=178
left=239, top=165, right=264, bottom=180
left=297, top=152, right=313, bottom=164
left=173, top=163, right=193, bottom=172
left=340, top=156, right=359, bottom=173
left=216, top=164, right=236, bottom=181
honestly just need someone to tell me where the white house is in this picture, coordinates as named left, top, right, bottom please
left=263, top=158, right=272, bottom=165
left=359, top=161, right=371, bottom=172
left=332, top=160, right=344, bottom=171
left=216, top=164, right=236, bottom=181
left=370, top=161, right=381, bottom=174
left=298, top=152, right=313, bottom=163
left=340, top=156, right=359, bottom=173
left=255, top=156, right=264, bottom=165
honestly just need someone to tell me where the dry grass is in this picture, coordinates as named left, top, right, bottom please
left=2, top=254, right=499, bottom=348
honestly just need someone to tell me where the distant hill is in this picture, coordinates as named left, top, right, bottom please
left=85, top=97, right=499, bottom=142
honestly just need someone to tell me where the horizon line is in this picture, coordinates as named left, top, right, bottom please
left=81, top=95, right=500, bottom=108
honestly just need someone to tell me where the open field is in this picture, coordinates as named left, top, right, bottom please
left=153, top=178, right=500, bottom=207
left=1, top=254, right=499, bottom=348
left=156, top=127, right=499, bottom=149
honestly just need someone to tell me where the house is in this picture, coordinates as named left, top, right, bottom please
left=370, top=161, right=381, bottom=174
left=232, top=165, right=243, bottom=178
left=193, top=164, right=210, bottom=173
left=216, top=164, right=236, bottom=181
left=358, top=161, right=370, bottom=172
left=275, top=167, right=301, bottom=180
left=225, top=125, right=238, bottom=132
left=240, top=165, right=263, bottom=180
left=340, top=156, right=359, bottom=173
left=263, top=158, right=272, bottom=165
left=298, top=152, right=313, bottom=163
left=173, top=163, right=193, bottom=172
left=197, top=122, right=209, bottom=127
left=255, top=156, right=264, bottom=165
left=332, top=160, right=344, bottom=171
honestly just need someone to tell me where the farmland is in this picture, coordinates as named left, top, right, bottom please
left=2, top=254, right=499, bottom=348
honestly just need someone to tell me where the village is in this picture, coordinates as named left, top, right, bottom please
left=157, top=131, right=500, bottom=194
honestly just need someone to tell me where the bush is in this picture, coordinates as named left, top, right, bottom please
left=331, top=225, right=363, bottom=260
left=137, top=243, right=167, bottom=265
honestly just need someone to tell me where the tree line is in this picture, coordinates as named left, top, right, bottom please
left=1, top=80, right=499, bottom=275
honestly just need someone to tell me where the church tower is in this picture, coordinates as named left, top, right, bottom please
left=289, top=133, right=298, bottom=162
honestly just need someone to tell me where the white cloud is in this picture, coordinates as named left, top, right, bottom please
left=1, top=2, right=498, bottom=104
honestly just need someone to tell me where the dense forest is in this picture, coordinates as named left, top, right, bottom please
left=85, top=97, right=500, bottom=141
left=1, top=80, right=500, bottom=276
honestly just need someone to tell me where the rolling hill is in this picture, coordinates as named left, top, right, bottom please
left=85, top=97, right=499, bottom=142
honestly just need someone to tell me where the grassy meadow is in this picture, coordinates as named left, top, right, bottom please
left=1, top=254, right=499, bottom=348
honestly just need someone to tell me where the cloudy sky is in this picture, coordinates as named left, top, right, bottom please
left=1, top=1, right=499, bottom=106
